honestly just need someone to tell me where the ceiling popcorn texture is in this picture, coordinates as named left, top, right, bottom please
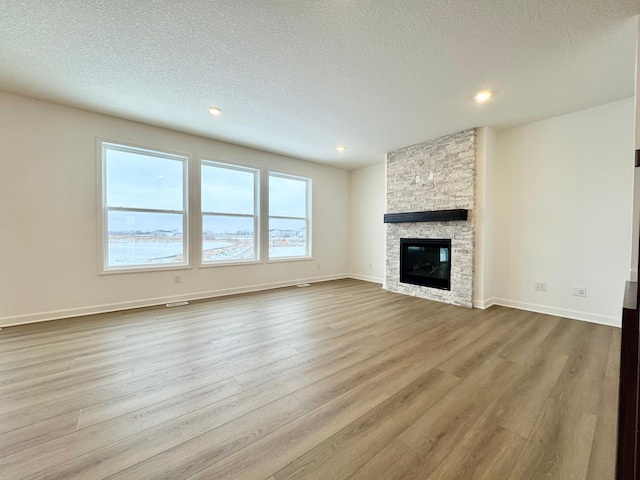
left=0, top=0, right=637, bottom=169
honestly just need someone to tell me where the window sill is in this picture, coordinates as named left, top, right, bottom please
left=99, top=264, right=191, bottom=275
left=199, top=259, right=262, bottom=268
left=267, top=256, right=314, bottom=264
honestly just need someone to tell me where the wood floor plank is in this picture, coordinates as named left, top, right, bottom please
left=425, top=419, right=526, bottom=480
left=586, top=375, right=618, bottom=480
left=235, top=332, right=375, bottom=390
left=438, top=307, right=522, bottom=377
left=291, top=305, right=508, bottom=413
left=78, top=345, right=298, bottom=429
left=175, top=347, right=373, bottom=441
left=586, top=329, right=620, bottom=480
left=397, top=355, right=520, bottom=478
left=272, top=369, right=459, bottom=480
left=129, top=327, right=323, bottom=378
left=497, top=312, right=559, bottom=364
left=0, top=358, right=76, bottom=386
left=0, top=378, right=242, bottom=478
left=183, top=366, right=396, bottom=480
left=550, top=324, right=612, bottom=414
left=533, top=317, right=596, bottom=359
left=103, top=395, right=307, bottom=480
left=0, top=410, right=79, bottom=458
left=0, top=366, right=134, bottom=415
left=293, top=324, right=473, bottom=413
left=0, top=362, right=132, bottom=401
left=348, top=439, right=419, bottom=480
left=0, top=329, right=153, bottom=371
left=606, top=328, right=621, bottom=380
left=509, top=398, right=597, bottom=480
left=0, top=363, right=194, bottom=436
left=0, top=279, right=619, bottom=480
left=487, top=350, right=569, bottom=438
left=26, top=421, right=185, bottom=480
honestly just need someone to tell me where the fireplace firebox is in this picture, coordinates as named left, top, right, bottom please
left=400, top=238, right=451, bottom=290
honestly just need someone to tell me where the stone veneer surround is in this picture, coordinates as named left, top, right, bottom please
left=385, top=129, right=476, bottom=307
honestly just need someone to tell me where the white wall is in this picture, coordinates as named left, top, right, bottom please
left=474, top=126, right=497, bottom=308
left=0, top=92, right=350, bottom=326
left=631, top=17, right=639, bottom=280
left=493, top=98, right=635, bottom=326
left=348, top=162, right=385, bottom=283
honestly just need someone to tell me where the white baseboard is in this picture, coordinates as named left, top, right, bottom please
left=0, top=274, right=349, bottom=328
left=491, top=297, right=620, bottom=328
left=473, top=298, right=496, bottom=309
left=348, top=273, right=384, bottom=284
left=3, top=277, right=621, bottom=330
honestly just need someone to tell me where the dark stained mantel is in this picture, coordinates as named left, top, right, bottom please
left=383, top=209, right=468, bottom=224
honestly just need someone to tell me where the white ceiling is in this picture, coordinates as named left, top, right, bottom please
left=0, top=1, right=638, bottom=170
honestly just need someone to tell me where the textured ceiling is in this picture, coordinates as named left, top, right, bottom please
left=0, top=1, right=638, bottom=170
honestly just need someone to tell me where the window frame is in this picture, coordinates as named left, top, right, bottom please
left=97, top=139, right=190, bottom=274
left=267, top=171, right=312, bottom=262
left=199, top=159, right=261, bottom=267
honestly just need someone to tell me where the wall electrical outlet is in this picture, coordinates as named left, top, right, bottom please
left=573, top=287, right=587, bottom=297
left=534, top=281, right=547, bottom=292
left=174, top=275, right=181, bottom=284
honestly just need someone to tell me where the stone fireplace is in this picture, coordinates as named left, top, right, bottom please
left=385, top=129, right=476, bottom=308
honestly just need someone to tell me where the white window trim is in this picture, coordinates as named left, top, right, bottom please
left=267, top=171, right=312, bottom=262
left=199, top=159, right=261, bottom=267
left=97, top=139, right=190, bottom=274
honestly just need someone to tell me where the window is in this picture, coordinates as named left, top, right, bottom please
left=268, top=172, right=311, bottom=259
left=201, top=160, right=259, bottom=264
left=100, top=142, right=188, bottom=271
left=99, top=140, right=313, bottom=272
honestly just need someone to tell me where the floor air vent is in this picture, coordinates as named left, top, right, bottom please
left=166, top=301, right=189, bottom=307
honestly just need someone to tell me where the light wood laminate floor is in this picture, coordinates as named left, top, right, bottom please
left=0, top=279, right=619, bottom=479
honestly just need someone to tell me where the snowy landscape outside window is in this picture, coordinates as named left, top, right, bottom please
left=201, top=161, right=259, bottom=264
left=101, top=142, right=188, bottom=270
left=268, top=172, right=311, bottom=259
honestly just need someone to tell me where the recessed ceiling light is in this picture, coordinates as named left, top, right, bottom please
left=209, top=106, right=222, bottom=116
left=475, top=91, right=492, bottom=103
left=336, top=145, right=346, bottom=151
